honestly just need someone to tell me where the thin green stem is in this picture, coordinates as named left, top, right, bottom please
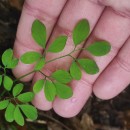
left=3, top=67, right=6, bottom=75
left=68, top=54, right=77, bottom=61
left=39, top=71, right=49, bottom=78
left=39, top=71, right=54, bottom=82
left=13, top=98, right=19, bottom=105
left=14, top=70, right=36, bottom=82
left=45, top=47, right=86, bottom=64
left=46, top=54, right=69, bottom=64
left=9, top=96, right=19, bottom=105
left=12, top=47, right=86, bottom=83
left=46, top=47, right=76, bottom=64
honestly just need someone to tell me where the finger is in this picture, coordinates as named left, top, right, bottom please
left=79, top=7, right=130, bottom=84
left=93, top=37, right=130, bottom=99
left=33, top=0, right=104, bottom=111
left=13, top=0, right=67, bottom=81
left=53, top=7, right=130, bottom=117
left=90, top=0, right=130, bottom=18
left=31, top=74, right=53, bottom=110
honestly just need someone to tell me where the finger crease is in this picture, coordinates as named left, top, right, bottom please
left=56, top=24, right=72, bottom=37
left=111, top=7, right=130, bottom=19
left=111, top=45, right=120, bottom=55
left=116, top=57, right=130, bottom=72
left=80, top=78, right=93, bottom=87
left=23, top=1, right=58, bottom=23
left=88, top=0, right=105, bottom=6
left=15, top=37, right=43, bottom=52
left=90, top=0, right=130, bottom=19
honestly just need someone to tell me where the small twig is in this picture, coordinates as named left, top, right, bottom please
left=26, top=119, right=47, bottom=124
left=39, top=112, right=72, bottom=130
left=46, top=54, right=70, bottom=64
left=39, top=71, right=49, bottom=78
left=68, top=54, right=77, bottom=61
left=45, top=47, right=85, bottom=64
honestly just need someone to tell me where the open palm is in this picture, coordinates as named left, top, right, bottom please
left=13, top=0, right=130, bottom=117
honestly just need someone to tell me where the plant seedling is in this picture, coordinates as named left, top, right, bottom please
left=0, top=19, right=111, bottom=126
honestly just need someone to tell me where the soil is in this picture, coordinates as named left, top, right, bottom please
left=0, top=1, right=130, bottom=130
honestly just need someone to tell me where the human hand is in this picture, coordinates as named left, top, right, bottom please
left=13, top=0, right=130, bottom=117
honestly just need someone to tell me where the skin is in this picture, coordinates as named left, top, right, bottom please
left=13, top=0, right=130, bottom=117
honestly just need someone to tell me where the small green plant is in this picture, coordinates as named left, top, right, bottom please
left=0, top=19, right=111, bottom=126
left=0, top=49, right=37, bottom=126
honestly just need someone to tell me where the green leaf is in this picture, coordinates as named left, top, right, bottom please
left=20, top=104, right=38, bottom=120
left=78, top=59, right=99, bottom=74
left=34, top=58, right=45, bottom=71
left=48, top=36, right=67, bottom=53
left=2, top=49, right=18, bottom=68
left=17, top=92, right=34, bottom=103
left=0, top=100, right=9, bottom=110
left=44, top=80, right=56, bottom=102
left=7, top=58, right=19, bottom=69
left=33, top=79, right=44, bottom=94
left=70, top=62, right=81, bottom=80
left=32, top=19, right=46, bottom=48
left=20, top=51, right=41, bottom=64
left=2, top=49, right=13, bottom=67
left=5, top=103, right=15, bottom=122
left=0, top=75, right=2, bottom=86
left=3, top=76, right=13, bottom=91
left=87, top=41, right=111, bottom=56
left=54, top=82, right=73, bottom=99
left=13, top=83, right=24, bottom=97
left=73, top=19, right=90, bottom=45
left=14, top=106, right=24, bottom=126
left=51, top=70, right=72, bottom=83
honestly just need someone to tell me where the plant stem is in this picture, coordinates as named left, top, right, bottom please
left=40, top=70, right=55, bottom=84
left=13, top=47, right=86, bottom=82
left=38, top=71, right=55, bottom=83
left=3, top=67, right=6, bottom=75
left=39, top=112, right=72, bottom=130
left=39, top=70, right=49, bottom=78
left=68, top=54, right=77, bottom=61
left=46, top=54, right=70, bottom=64
left=46, top=48, right=76, bottom=64
left=14, top=70, right=36, bottom=82
left=45, top=47, right=86, bottom=64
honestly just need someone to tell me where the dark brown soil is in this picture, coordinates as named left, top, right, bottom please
left=0, top=1, right=130, bottom=130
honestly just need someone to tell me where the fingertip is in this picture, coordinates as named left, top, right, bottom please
left=93, top=83, right=115, bottom=100
left=32, top=90, right=53, bottom=111
left=93, top=59, right=130, bottom=100
left=32, top=72, right=53, bottom=111
left=93, top=69, right=119, bottom=100
left=53, top=80, right=92, bottom=118
left=53, top=98, right=78, bottom=118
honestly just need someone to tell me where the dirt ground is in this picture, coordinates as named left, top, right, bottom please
left=0, top=0, right=130, bottom=130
